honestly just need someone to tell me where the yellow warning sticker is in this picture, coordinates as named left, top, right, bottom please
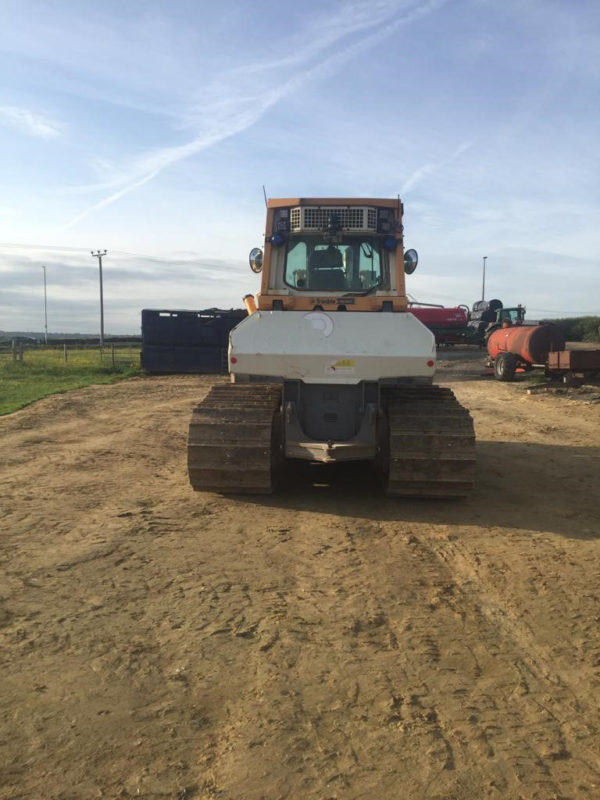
left=325, top=358, right=356, bottom=375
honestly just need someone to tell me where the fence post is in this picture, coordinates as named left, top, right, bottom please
left=64, top=344, right=68, bottom=363
left=111, top=343, right=115, bottom=367
left=11, top=339, right=24, bottom=362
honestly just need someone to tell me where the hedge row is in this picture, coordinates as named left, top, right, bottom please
left=541, top=316, right=600, bottom=343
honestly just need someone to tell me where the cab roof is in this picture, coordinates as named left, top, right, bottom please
left=266, top=197, right=401, bottom=209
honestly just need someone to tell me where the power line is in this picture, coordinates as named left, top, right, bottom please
left=1, top=242, right=597, bottom=315
left=0, top=241, right=222, bottom=266
left=0, top=242, right=157, bottom=259
left=110, top=249, right=199, bottom=264
left=528, top=308, right=599, bottom=314
left=0, top=241, right=88, bottom=253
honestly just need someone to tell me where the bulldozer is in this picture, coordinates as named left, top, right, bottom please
left=187, top=197, right=476, bottom=498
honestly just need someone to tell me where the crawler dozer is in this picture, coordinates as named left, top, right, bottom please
left=188, top=197, right=475, bottom=497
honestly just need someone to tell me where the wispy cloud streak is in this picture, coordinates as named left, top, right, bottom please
left=65, top=0, right=448, bottom=228
left=0, top=105, right=63, bottom=138
left=401, top=138, right=475, bottom=194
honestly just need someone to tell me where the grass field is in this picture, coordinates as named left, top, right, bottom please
left=0, top=347, right=141, bottom=415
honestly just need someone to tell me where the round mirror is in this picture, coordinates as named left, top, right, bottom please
left=404, top=248, right=419, bottom=274
left=249, top=247, right=263, bottom=273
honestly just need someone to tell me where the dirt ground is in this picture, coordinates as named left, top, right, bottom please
left=1, top=353, right=600, bottom=800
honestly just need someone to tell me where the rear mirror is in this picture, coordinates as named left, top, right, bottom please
left=249, top=247, right=263, bottom=273
left=404, top=248, right=418, bottom=274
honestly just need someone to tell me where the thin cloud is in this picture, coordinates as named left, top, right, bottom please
left=222, top=0, right=401, bottom=80
left=401, top=162, right=437, bottom=194
left=401, top=138, right=476, bottom=194
left=0, top=105, right=63, bottom=138
left=65, top=0, right=448, bottom=229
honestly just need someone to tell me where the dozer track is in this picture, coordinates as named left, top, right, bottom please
left=187, top=383, right=282, bottom=494
left=383, top=386, right=476, bottom=498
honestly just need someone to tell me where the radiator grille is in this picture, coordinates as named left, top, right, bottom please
left=290, top=206, right=378, bottom=232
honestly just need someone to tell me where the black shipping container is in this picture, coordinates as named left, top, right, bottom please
left=141, top=308, right=246, bottom=373
left=141, top=345, right=227, bottom=373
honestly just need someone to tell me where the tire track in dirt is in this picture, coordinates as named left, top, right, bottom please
left=428, top=529, right=600, bottom=777
left=383, top=526, right=600, bottom=799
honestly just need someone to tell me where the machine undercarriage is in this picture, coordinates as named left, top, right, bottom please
left=188, top=382, right=475, bottom=498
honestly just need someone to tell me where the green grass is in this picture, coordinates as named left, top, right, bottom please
left=0, top=347, right=142, bottom=415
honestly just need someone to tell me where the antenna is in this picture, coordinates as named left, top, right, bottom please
left=262, top=185, right=268, bottom=207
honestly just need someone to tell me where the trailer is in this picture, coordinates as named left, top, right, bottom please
left=546, top=349, right=600, bottom=385
left=408, top=303, right=469, bottom=345
left=487, top=324, right=600, bottom=385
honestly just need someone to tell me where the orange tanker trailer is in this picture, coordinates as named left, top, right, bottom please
left=487, top=324, right=600, bottom=384
left=487, top=324, right=565, bottom=381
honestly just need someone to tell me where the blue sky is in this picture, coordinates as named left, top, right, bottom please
left=0, top=0, right=598, bottom=333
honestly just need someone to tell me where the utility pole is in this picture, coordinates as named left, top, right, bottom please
left=91, top=250, right=107, bottom=346
left=481, top=256, right=487, bottom=301
left=42, top=265, right=48, bottom=344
